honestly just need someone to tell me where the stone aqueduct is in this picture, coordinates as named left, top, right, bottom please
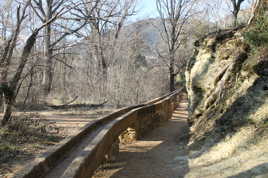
left=15, top=89, right=182, bottom=178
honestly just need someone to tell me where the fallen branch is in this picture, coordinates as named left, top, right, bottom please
left=48, top=99, right=108, bottom=110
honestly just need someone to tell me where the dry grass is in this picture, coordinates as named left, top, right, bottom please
left=0, top=113, right=64, bottom=177
left=0, top=108, right=113, bottom=178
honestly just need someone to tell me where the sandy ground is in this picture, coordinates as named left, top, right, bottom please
left=38, top=109, right=113, bottom=136
left=184, top=129, right=268, bottom=178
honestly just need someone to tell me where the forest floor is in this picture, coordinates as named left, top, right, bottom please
left=0, top=108, right=113, bottom=178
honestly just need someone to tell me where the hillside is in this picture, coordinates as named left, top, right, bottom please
left=184, top=0, right=268, bottom=177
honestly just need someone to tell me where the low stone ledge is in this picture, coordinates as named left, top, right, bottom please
left=14, top=89, right=182, bottom=178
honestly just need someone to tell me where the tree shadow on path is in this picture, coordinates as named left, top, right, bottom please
left=97, top=104, right=190, bottom=178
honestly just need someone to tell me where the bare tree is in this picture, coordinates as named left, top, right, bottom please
left=229, top=0, right=246, bottom=26
left=156, top=0, right=196, bottom=92
left=0, top=0, right=61, bottom=125
left=30, top=0, right=89, bottom=101
left=81, top=0, right=136, bottom=100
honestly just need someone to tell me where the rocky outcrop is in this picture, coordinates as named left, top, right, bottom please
left=185, top=0, right=268, bottom=148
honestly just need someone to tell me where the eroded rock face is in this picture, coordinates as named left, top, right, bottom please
left=181, top=1, right=268, bottom=176
left=185, top=26, right=268, bottom=145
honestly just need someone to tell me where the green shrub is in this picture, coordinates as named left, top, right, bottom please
left=244, top=11, right=268, bottom=49
left=244, top=31, right=268, bottom=47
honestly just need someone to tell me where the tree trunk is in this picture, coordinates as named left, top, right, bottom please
left=42, top=23, right=53, bottom=101
left=101, top=53, right=108, bottom=100
left=232, top=10, right=239, bottom=27
left=42, top=2, right=53, bottom=102
left=169, top=53, right=175, bottom=92
left=1, top=95, right=13, bottom=125
left=1, top=29, right=40, bottom=125
left=1, top=82, right=14, bottom=125
left=98, top=34, right=108, bottom=100
left=23, top=71, right=33, bottom=105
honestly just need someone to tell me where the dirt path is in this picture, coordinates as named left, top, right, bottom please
left=94, top=95, right=189, bottom=178
left=39, top=109, right=113, bottom=136
left=90, top=95, right=268, bottom=178
left=0, top=109, right=113, bottom=178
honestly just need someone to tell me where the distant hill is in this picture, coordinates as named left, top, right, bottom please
left=121, top=18, right=162, bottom=57
left=72, top=16, right=215, bottom=71
left=121, top=17, right=213, bottom=57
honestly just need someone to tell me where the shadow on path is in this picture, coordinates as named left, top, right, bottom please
left=94, top=96, right=190, bottom=178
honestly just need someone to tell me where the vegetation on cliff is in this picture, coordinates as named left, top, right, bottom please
left=185, top=0, right=268, bottom=161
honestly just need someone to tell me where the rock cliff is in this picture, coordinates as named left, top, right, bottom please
left=182, top=3, right=268, bottom=177
left=185, top=0, right=268, bottom=152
